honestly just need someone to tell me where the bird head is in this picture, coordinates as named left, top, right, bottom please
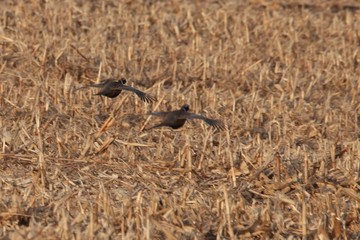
left=118, top=78, right=127, bottom=84
left=181, top=104, right=190, bottom=112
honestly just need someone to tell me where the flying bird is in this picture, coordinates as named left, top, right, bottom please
left=75, top=78, right=156, bottom=103
left=147, top=104, right=225, bottom=130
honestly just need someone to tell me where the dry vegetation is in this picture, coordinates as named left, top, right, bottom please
left=1, top=0, right=360, bottom=239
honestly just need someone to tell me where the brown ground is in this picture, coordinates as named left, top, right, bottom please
left=1, top=0, right=360, bottom=239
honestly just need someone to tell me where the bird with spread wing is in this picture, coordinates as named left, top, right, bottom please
left=147, top=104, right=225, bottom=130
left=75, top=78, right=156, bottom=103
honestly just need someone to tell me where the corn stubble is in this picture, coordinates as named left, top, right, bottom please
left=1, top=1, right=360, bottom=239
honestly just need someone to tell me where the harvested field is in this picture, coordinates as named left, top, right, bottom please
left=1, top=0, right=360, bottom=239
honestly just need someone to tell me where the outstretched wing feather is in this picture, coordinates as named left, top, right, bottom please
left=179, top=113, right=225, bottom=130
left=113, top=85, right=156, bottom=103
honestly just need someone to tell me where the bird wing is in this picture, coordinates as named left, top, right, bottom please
left=179, top=113, right=225, bottom=130
left=112, top=85, right=156, bottom=103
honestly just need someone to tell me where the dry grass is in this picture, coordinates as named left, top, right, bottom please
left=1, top=0, right=360, bottom=239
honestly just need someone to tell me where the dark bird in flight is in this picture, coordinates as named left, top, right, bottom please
left=147, top=104, right=225, bottom=130
left=75, top=78, right=156, bottom=103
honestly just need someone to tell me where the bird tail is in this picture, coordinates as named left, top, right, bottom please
left=144, top=123, right=165, bottom=131
left=73, top=86, right=89, bottom=92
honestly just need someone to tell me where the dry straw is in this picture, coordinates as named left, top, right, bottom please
left=1, top=0, right=360, bottom=239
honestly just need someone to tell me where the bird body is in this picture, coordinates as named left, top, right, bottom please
left=93, top=79, right=126, bottom=98
left=148, top=104, right=224, bottom=130
left=152, top=107, right=188, bottom=129
left=75, top=78, right=156, bottom=103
